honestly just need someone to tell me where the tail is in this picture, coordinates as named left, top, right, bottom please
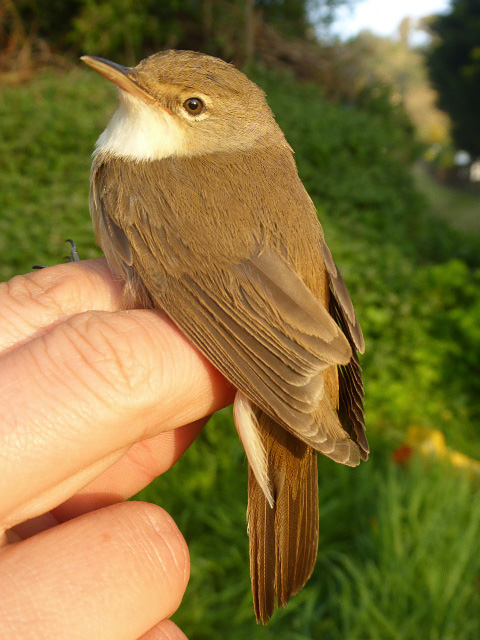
left=247, top=409, right=319, bottom=624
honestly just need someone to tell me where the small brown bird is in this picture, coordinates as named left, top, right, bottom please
left=82, top=50, right=368, bottom=624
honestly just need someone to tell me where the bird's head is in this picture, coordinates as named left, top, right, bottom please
left=82, top=50, right=285, bottom=162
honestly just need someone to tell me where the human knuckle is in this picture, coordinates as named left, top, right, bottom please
left=60, top=312, right=153, bottom=396
left=6, top=270, right=76, bottom=314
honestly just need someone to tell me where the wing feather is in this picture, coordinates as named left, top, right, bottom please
left=91, top=157, right=363, bottom=454
left=326, top=249, right=368, bottom=459
left=321, top=239, right=365, bottom=354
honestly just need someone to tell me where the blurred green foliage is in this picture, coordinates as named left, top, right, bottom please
left=11, top=0, right=355, bottom=65
left=71, top=0, right=201, bottom=64
left=1, top=65, right=480, bottom=637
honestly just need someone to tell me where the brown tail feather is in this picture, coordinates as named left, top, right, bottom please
left=247, top=409, right=319, bottom=624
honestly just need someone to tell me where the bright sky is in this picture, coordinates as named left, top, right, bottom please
left=333, top=0, right=451, bottom=41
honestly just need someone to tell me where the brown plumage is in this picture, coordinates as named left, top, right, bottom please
left=82, top=50, right=368, bottom=624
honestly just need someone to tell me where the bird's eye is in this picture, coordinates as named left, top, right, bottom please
left=183, top=97, right=204, bottom=116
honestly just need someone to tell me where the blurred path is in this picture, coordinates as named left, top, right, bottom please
left=413, top=163, right=480, bottom=235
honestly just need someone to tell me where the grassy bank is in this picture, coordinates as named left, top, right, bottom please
left=1, top=67, right=480, bottom=638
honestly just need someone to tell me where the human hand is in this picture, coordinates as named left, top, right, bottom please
left=0, top=259, right=234, bottom=639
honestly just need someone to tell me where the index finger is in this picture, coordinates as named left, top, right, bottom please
left=0, top=259, right=124, bottom=351
left=0, top=306, right=234, bottom=533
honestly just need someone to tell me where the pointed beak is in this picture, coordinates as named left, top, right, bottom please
left=81, top=55, right=157, bottom=107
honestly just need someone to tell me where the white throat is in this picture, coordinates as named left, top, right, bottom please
left=95, top=91, right=187, bottom=161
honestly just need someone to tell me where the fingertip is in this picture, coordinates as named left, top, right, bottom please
left=139, top=619, right=189, bottom=640
left=0, top=502, right=191, bottom=639
left=22, top=258, right=123, bottom=312
left=136, top=501, right=191, bottom=601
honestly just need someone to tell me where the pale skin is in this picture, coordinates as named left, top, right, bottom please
left=0, top=258, right=235, bottom=639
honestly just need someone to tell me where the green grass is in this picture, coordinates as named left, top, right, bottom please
left=0, top=69, right=115, bottom=279
left=2, top=67, right=480, bottom=638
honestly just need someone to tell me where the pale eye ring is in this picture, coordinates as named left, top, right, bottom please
left=183, top=97, right=205, bottom=116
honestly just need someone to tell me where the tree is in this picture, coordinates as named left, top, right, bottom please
left=257, top=0, right=356, bottom=39
left=346, top=28, right=450, bottom=147
left=427, top=0, right=480, bottom=157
